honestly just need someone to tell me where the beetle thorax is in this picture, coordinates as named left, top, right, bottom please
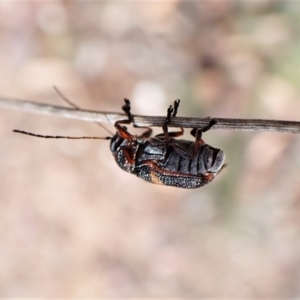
left=110, top=134, right=144, bottom=173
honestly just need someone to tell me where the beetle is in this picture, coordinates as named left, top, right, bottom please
left=14, top=98, right=225, bottom=189
left=110, top=99, right=225, bottom=188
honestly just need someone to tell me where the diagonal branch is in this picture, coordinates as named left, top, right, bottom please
left=0, top=96, right=300, bottom=134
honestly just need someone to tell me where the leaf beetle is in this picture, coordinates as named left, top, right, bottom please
left=14, top=98, right=226, bottom=189
left=110, top=99, right=226, bottom=188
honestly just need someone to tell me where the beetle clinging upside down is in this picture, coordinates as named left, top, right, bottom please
left=14, top=98, right=226, bottom=189
left=110, top=99, right=225, bottom=188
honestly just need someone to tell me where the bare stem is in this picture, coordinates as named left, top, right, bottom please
left=1, top=96, right=300, bottom=134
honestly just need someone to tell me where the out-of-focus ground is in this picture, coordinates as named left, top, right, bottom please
left=1, top=0, right=300, bottom=297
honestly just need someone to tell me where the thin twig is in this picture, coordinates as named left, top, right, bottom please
left=0, top=96, right=300, bottom=134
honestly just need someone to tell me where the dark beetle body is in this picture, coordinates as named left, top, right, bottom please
left=110, top=100, right=225, bottom=189
left=13, top=97, right=225, bottom=189
left=111, top=136, right=224, bottom=189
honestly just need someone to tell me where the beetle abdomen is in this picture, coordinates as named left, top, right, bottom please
left=161, top=142, right=224, bottom=175
left=132, top=142, right=225, bottom=189
left=133, top=162, right=213, bottom=189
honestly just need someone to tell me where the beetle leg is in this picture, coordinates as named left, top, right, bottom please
left=162, top=99, right=184, bottom=143
left=172, top=99, right=180, bottom=117
left=120, top=146, right=135, bottom=164
left=155, top=127, right=184, bottom=139
left=126, top=98, right=153, bottom=138
left=162, top=104, right=172, bottom=143
left=115, top=98, right=135, bottom=139
left=190, top=119, right=217, bottom=158
left=116, top=98, right=132, bottom=126
left=114, top=125, right=134, bottom=140
left=118, top=98, right=153, bottom=139
left=122, top=98, right=133, bottom=122
left=190, top=119, right=217, bottom=137
left=137, top=128, right=153, bottom=139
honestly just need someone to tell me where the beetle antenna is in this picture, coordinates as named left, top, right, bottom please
left=53, top=86, right=114, bottom=136
left=13, top=130, right=111, bottom=140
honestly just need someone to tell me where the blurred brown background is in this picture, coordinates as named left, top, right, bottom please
left=1, top=0, right=300, bottom=297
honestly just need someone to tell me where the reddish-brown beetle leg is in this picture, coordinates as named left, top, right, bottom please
left=120, top=146, right=135, bottom=165
left=172, top=99, right=180, bottom=117
left=115, top=98, right=135, bottom=139
left=161, top=100, right=184, bottom=143
left=190, top=119, right=217, bottom=158
left=120, top=98, right=153, bottom=139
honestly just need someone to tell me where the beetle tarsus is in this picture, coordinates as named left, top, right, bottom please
left=190, top=118, right=217, bottom=137
left=122, top=98, right=132, bottom=123
left=167, top=105, right=173, bottom=122
left=172, top=99, right=180, bottom=117
left=163, top=100, right=184, bottom=145
left=202, top=118, right=217, bottom=132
